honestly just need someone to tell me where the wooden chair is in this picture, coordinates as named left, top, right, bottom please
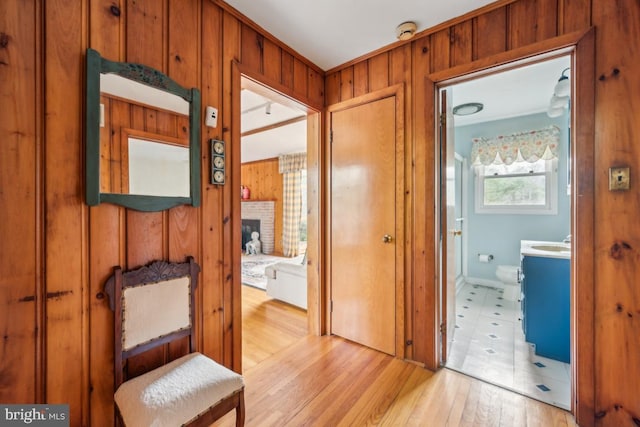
left=105, top=257, right=245, bottom=426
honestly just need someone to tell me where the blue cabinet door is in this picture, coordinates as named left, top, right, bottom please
left=522, top=256, right=570, bottom=363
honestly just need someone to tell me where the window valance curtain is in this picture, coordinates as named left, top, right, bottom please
left=279, top=152, right=307, bottom=173
left=470, top=125, right=560, bottom=166
left=279, top=153, right=306, bottom=257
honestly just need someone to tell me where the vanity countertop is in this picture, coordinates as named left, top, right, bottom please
left=521, top=240, right=571, bottom=259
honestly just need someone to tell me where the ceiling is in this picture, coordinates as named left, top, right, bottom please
left=241, top=87, right=307, bottom=163
left=224, top=0, right=499, bottom=71
left=448, top=55, right=571, bottom=126
left=234, top=2, right=571, bottom=163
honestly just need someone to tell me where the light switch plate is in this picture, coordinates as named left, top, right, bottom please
left=205, top=106, right=218, bottom=128
left=609, top=167, right=630, bottom=191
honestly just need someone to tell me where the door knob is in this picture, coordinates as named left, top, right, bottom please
left=449, top=229, right=462, bottom=236
left=382, top=234, right=393, bottom=243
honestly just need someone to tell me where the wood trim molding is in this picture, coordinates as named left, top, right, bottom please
left=428, top=29, right=591, bottom=82
left=427, top=28, right=596, bottom=426
left=241, top=115, right=306, bottom=137
left=571, top=27, right=596, bottom=427
left=326, top=84, right=403, bottom=113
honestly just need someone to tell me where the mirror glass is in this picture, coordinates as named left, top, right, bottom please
left=86, top=49, right=201, bottom=211
left=127, top=135, right=190, bottom=197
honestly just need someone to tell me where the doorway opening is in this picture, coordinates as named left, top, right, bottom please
left=438, top=55, right=573, bottom=409
left=239, top=77, right=311, bottom=370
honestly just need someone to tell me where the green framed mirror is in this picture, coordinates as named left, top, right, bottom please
left=85, top=48, right=201, bottom=211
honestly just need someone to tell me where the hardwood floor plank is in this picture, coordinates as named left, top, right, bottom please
left=497, top=389, right=525, bottom=427
left=241, top=285, right=308, bottom=370
left=287, top=345, right=387, bottom=426
left=338, top=358, right=419, bottom=426
left=459, top=378, right=482, bottom=426
left=378, top=366, right=436, bottom=425
left=443, top=373, right=472, bottom=426
left=248, top=339, right=360, bottom=425
left=477, top=382, right=502, bottom=425
left=403, top=364, right=465, bottom=426
left=213, top=286, right=577, bottom=426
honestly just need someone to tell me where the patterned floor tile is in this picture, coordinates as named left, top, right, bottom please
left=446, top=283, right=571, bottom=410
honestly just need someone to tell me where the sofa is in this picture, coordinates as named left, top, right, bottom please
left=264, top=254, right=307, bottom=309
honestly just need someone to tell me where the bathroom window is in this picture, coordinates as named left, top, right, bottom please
left=475, top=158, right=557, bottom=214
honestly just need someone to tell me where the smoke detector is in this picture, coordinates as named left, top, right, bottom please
left=396, top=21, right=417, bottom=41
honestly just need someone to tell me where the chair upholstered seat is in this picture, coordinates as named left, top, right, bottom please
left=115, top=352, right=244, bottom=427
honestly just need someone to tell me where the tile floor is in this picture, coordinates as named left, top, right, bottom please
left=446, top=283, right=571, bottom=410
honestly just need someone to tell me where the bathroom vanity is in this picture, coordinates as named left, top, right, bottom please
left=520, top=241, right=570, bottom=363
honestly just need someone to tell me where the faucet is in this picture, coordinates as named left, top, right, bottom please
left=563, top=234, right=571, bottom=244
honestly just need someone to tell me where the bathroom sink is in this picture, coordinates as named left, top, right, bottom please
left=531, top=244, right=570, bottom=252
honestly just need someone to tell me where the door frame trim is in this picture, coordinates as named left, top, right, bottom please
left=230, top=62, right=325, bottom=367
left=430, top=29, right=595, bottom=426
left=325, top=84, right=406, bottom=358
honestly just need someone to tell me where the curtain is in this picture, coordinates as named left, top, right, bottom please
left=470, top=125, right=560, bottom=166
left=279, top=153, right=306, bottom=257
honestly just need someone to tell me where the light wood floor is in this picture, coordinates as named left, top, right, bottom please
left=215, top=286, right=577, bottom=426
left=241, top=284, right=309, bottom=370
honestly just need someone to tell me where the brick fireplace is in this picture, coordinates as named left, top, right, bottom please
left=241, top=200, right=275, bottom=254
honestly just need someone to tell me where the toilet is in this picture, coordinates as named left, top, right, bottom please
left=495, top=265, right=521, bottom=301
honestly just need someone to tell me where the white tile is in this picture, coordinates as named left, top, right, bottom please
left=448, top=282, right=571, bottom=410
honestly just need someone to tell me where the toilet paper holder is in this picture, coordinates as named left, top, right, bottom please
left=478, top=254, right=494, bottom=262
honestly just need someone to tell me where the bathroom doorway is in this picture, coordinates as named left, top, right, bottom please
left=438, top=54, right=573, bottom=409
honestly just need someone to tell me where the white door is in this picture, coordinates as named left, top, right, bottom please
left=440, top=88, right=457, bottom=364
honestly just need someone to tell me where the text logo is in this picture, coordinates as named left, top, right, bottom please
left=1, top=405, right=68, bottom=426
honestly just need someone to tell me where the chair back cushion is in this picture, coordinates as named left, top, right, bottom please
left=122, top=276, right=191, bottom=351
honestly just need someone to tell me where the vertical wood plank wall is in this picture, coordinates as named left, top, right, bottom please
left=0, top=0, right=42, bottom=406
left=241, top=158, right=284, bottom=255
left=1, top=0, right=639, bottom=425
left=324, top=0, right=637, bottom=426
left=0, top=0, right=322, bottom=425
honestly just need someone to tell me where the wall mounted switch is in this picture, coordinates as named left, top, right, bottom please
left=205, top=106, right=218, bottom=128
left=609, top=167, right=630, bottom=191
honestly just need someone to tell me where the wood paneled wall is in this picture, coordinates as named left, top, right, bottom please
left=0, top=0, right=42, bottom=405
left=325, top=0, right=640, bottom=425
left=0, top=0, right=322, bottom=425
left=2, top=0, right=640, bottom=425
left=241, top=158, right=284, bottom=255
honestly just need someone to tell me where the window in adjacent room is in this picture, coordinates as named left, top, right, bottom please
left=299, top=169, right=308, bottom=252
left=471, top=126, right=560, bottom=215
left=475, top=158, right=558, bottom=214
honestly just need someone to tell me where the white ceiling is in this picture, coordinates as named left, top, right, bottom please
left=224, top=0, right=499, bottom=71
left=449, top=56, right=571, bottom=126
left=241, top=87, right=307, bottom=163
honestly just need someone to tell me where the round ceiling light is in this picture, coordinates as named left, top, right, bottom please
left=453, top=102, right=484, bottom=116
left=396, top=22, right=417, bottom=41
